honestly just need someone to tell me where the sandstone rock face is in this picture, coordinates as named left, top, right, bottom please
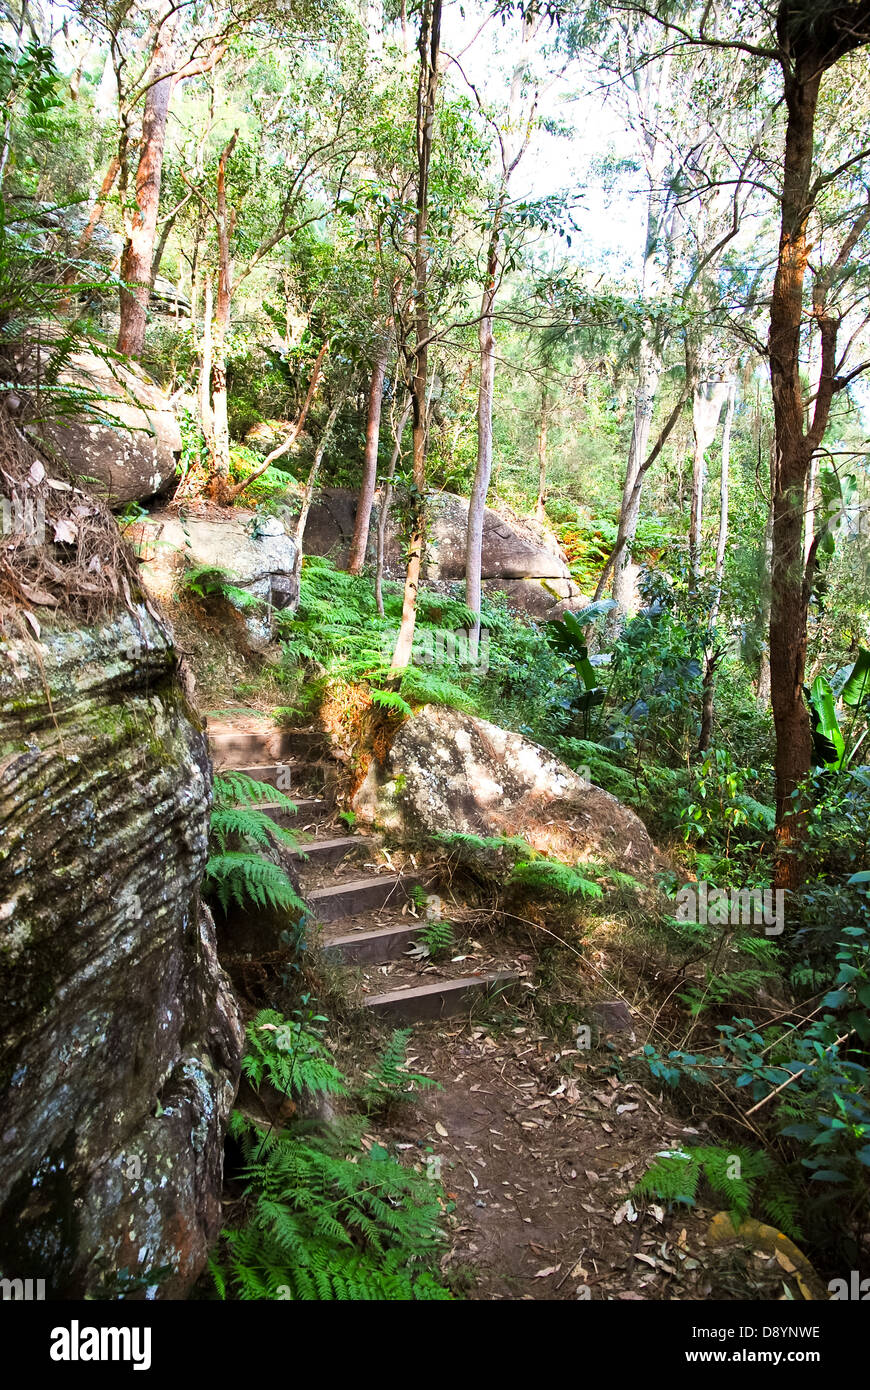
left=353, top=704, right=658, bottom=880
left=298, top=488, right=583, bottom=621
left=0, top=605, right=243, bottom=1298
left=130, top=508, right=299, bottom=651
left=33, top=351, right=182, bottom=505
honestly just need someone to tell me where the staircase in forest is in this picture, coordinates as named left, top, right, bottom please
left=206, top=713, right=520, bottom=1024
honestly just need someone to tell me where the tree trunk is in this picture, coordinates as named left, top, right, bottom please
left=206, top=132, right=238, bottom=497
left=348, top=335, right=389, bottom=574
left=535, top=385, right=549, bottom=522
left=117, top=30, right=176, bottom=358
left=390, top=0, right=441, bottom=674
left=294, top=393, right=346, bottom=583
left=768, top=59, right=823, bottom=842
left=375, top=394, right=413, bottom=617
left=689, top=374, right=731, bottom=591
left=757, top=494, right=774, bottom=706
left=465, top=234, right=498, bottom=654
left=709, top=379, right=735, bottom=629
left=611, top=338, right=660, bottom=622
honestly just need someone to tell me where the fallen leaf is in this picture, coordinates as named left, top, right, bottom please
left=28, top=460, right=45, bottom=485
left=613, top=1199, right=638, bottom=1226
left=533, top=1265, right=561, bottom=1278
left=434, top=1121, right=448, bottom=1138
left=53, top=518, right=77, bottom=544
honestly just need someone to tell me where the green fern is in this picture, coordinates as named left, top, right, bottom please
left=205, top=775, right=305, bottom=915
left=213, top=1007, right=452, bottom=1302
left=360, top=1028, right=440, bottom=1112
left=204, top=851, right=308, bottom=916
left=631, top=1144, right=803, bottom=1240
left=243, top=1009, right=346, bottom=1098
left=370, top=688, right=413, bottom=717
left=510, top=858, right=605, bottom=899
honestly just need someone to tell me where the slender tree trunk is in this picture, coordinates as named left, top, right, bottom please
left=117, top=29, right=176, bottom=357
left=227, top=339, right=329, bottom=503
left=535, top=384, right=549, bottom=521
left=64, top=154, right=120, bottom=284
left=391, top=0, right=441, bottom=674
left=689, top=372, right=730, bottom=591
left=293, top=393, right=346, bottom=583
left=757, top=493, right=774, bottom=707
left=348, top=335, right=389, bottom=574
left=199, top=272, right=214, bottom=442
left=465, top=228, right=499, bottom=654
left=204, top=132, right=238, bottom=497
left=709, top=379, right=735, bottom=629
left=376, top=393, right=413, bottom=617
left=611, top=338, right=660, bottom=621
left=595, top=381, right=689, bottom=603
left=768, top=60, right=823, bottom=846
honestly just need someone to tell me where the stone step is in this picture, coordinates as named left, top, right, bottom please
left=363, top=971, right=521, bottom=1023
left=320, top=922, right=424, bottom=965
left=306, top=874, right=420, bottom=924
left=289, top=835, right=369, bottom=867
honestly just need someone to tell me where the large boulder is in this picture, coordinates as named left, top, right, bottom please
left=353, top=704, right=658, bottom=881
left=33, top=350, right=182, bottom=505
left=129, top=507, right=299, bottom=652
left=299, top=487, right=583, bottom=621
left=0, top=604, right=243, bottom=1298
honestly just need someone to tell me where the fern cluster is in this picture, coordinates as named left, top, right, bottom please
left=242, top=1009, right=346, bottom=1099
left=204, top=773, right=307, bottom=917
left=435, top=831, right=638, bottom=903
left=213, top=1009, right=452, bottom=1301
left=359, top=1028, right=440, bottom=1113
left=631, top=1144, right=803, bottom=1241
left=217, top=1118, right=451, bottom=1300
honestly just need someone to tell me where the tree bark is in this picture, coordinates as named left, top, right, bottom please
left=465, top=226, right=499, bottom=654
left=391, top=0, right=441, bottom=674
left=766, top=0, right=870, bottom=854
left=348, top=335, right=389, bottom=574
left=376, top=393, right=413, bottom=617
left=689, top=373, right=730, bottom=591
left=294, top=393, right=346, bottom=583
left=535, top=384, right=549, bottom=522
left=611, top=338, right=660, bottom=620
left=709, top=379, right=735, bottom=629
left=117, top=29, right=176, bottom=358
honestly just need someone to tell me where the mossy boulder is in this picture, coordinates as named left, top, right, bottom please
left=0, top=604, right=242, bottom=1298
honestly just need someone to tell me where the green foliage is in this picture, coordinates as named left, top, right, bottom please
left=413, top=916, right=456, bottom=960
left=242, top=1009, right=346, bottom=1099
left=214, top=1008, right=451, bottom=1302
left=204, top=774, right=306, bottom=917
left=183, top=563, right=261, bottom=610
left=359, top=1028, right=440, bottom=1113
left=631, top=1144, right=803, bottom=1240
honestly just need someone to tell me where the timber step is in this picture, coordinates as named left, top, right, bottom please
left=245, top=796, right=328, bottom=827
left=208, top=727, right=327, bottom=770
left=363, top=971, right=521, bottom=1023
left=320, top=921, right=424, bottom=965
left=220, top=762, right=328, bottom=792
left=306, top=874, right=421, bottom=923
left=289, top=835, right=370, bottom=867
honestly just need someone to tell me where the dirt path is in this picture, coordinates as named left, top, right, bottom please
left=379, top=1019, right=728, bottom=1300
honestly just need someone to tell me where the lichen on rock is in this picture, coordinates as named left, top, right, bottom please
left=0, top=604, right=243, bottom=1298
